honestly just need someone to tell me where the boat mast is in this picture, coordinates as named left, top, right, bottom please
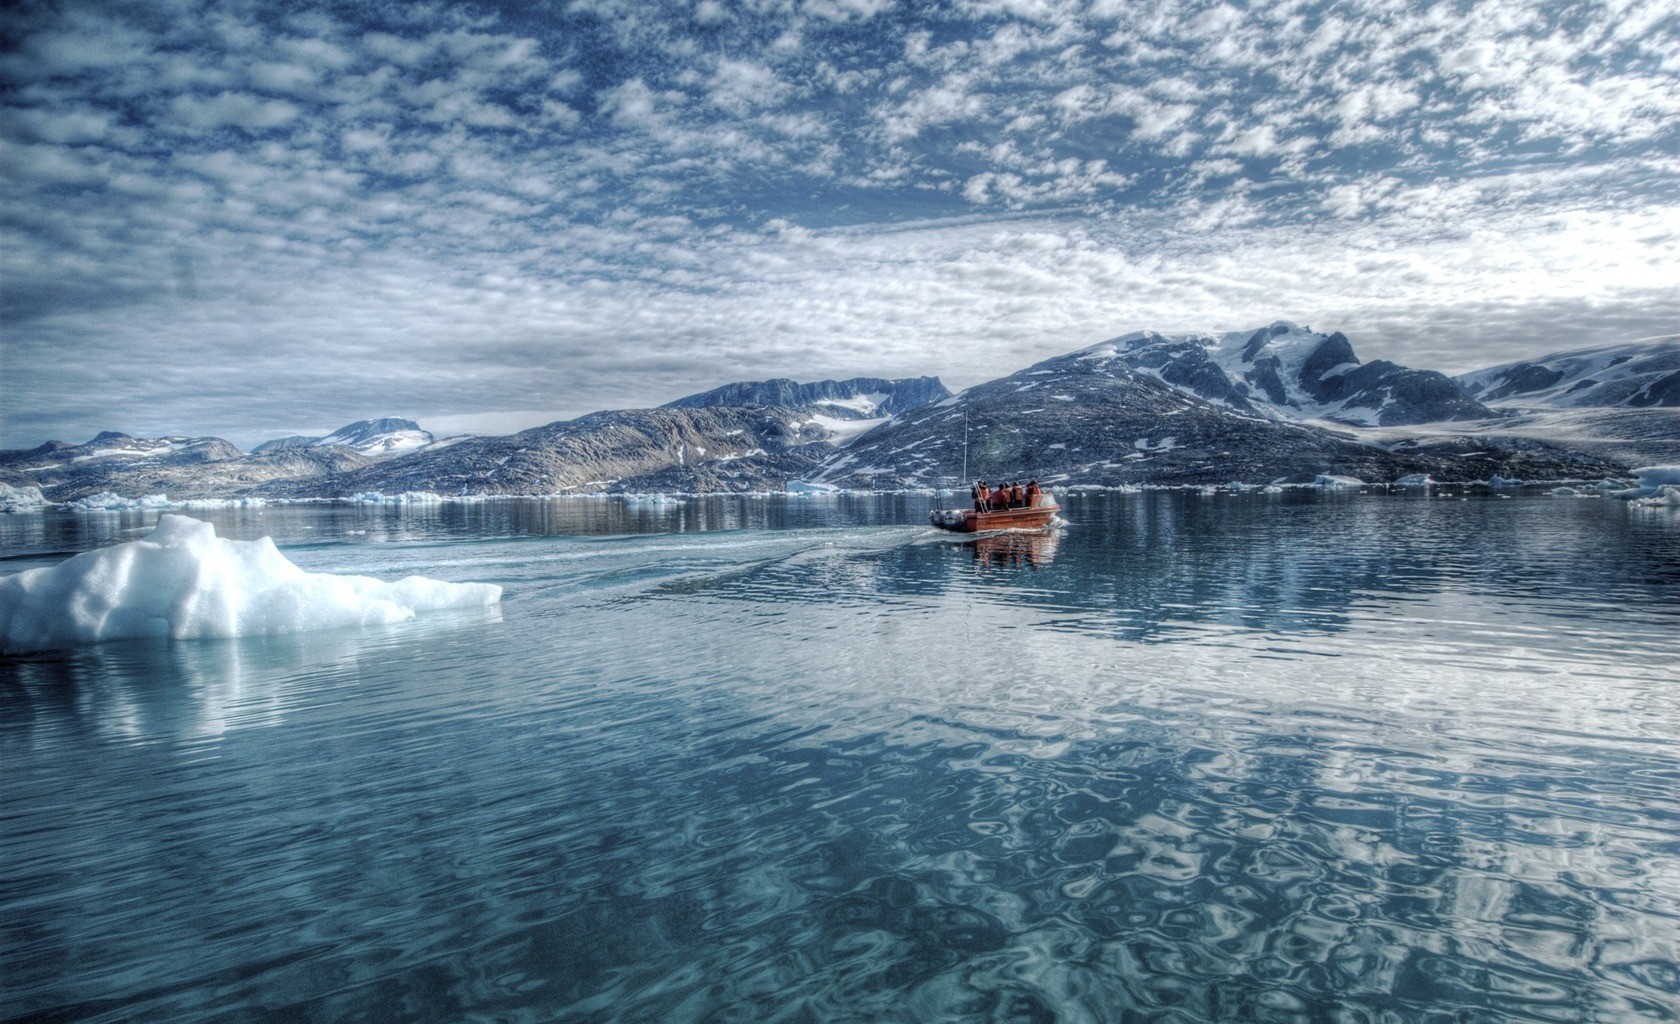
left=960, top=410, right=969, bottom=484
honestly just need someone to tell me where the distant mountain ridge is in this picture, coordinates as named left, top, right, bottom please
left=813, top=336, right=1610, bottom=490
left=1453, top=339, right=1679, bottom=409
left=5, top=327, right=1669, bottom=504
left=664, top=377, right=950, bottom=419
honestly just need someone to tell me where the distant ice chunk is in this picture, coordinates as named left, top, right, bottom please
left=786, top=480, right=839, bottom=494
left=0, top=514, right=502, bottom=653
left=0, top=483, right=49, bottom=513
left=1394, top=474, right=1433, bottom=487
left=1609, top=465, right=1680, bottom=501
left=66, top=491, right=172, bottom=512
left=1313, top=474, right=1363, bottom=489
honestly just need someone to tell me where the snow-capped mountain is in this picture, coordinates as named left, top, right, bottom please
left=0, top=431, right=368, bottom=501
left=1075, top=322, right=1492, bottom=426
left=1454, top=339, right=1680, bottom=408
left=252, top=418, right=437, bottom=458
left=314, top=407, right=836, bottom=496
left=0, top=431, right=243, bottom=470
left=813, top=338, right=1615, bottom=490
left=664, top=377, right=950, bottom=420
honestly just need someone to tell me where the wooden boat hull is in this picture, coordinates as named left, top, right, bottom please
left=929, top=501, right=1060, bottom=533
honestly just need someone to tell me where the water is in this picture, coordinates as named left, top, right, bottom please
left=3, top=491, right=1677, bottom=1023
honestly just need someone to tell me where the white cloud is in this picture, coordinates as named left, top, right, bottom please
left=169, top=92, right=302, bottom=132
left=2, top=0, right=1675, bottom=448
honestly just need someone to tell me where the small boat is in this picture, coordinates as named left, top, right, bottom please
left=929, top=490, right=1060, bottom=533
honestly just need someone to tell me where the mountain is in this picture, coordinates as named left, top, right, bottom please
left=1077, top=322, right=1493, bottom=426
left=665, top=377, right=950, bottom=420
left=0, top=432, right=368, bottom=502
left=1454, top=339, right=1680, bottom=408
left=812, top=343, right=1622, bottom=490
left=3, top=331, right=1658, bottom=505
left=251, top=418, right=436, bottom=458
left=291, top=406, right=837, bottom=497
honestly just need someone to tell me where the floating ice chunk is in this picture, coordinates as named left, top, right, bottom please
left=66, top=491, right=173, bottom=512
left=0, top=483, right=49, bottom=513
left=1550, top=487, right=1581, bottom=497
left=1609, top=465, right=1680, bottom=501
left=1631, top=485, right=1680, bottom=508
left=786, top=480, right=839, bottom=494
left=1394, top=474, right=1433, bottom=487
left=0, top=515, right=501, bottom=653
left=1313, top=474, right=1363, bottom=489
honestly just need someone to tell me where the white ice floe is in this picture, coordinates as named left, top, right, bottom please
left=1313, top=474, right=1364, bottom=489
left=1394, top=474, right=1433, bottom=487
left=1614, top=465, right=1680, bottom=505
left=0, top=483, right=49, bottom=513
left=786, top=480, right=840, bottom=494
left=351, top=491, right=447, bottom=504
left=0, top=515, right=502, bottom=653
left=65, top=491, right=173, bottom=512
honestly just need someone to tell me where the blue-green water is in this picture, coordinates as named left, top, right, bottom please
left=3, top=491, right=1677, bottom=1023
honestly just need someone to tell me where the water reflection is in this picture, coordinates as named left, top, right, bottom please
left=2, top=492, right=1677, bottom=1023
left=968, top=528, right=1059, bottom=570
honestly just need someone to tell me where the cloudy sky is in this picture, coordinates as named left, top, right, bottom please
left=2, top=0, right=1675, bottom=449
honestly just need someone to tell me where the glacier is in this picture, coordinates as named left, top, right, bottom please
left=0, top=514, right=502, bottom=653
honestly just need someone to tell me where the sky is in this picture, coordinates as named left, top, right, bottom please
left=2, top=0, right=1676, bottom=450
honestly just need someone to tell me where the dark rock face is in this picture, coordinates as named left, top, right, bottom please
left=665, top=376, right=950, bottom=419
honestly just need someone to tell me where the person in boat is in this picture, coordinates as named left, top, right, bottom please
left=974, top=481, right=990, bottom=512
left=1025, top=480, right=1040, bottom=506
left=1011, top=482, right=1025, bottom=507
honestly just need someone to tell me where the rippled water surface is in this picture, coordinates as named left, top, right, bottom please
left=3, top=491, right=1678, bottom=1023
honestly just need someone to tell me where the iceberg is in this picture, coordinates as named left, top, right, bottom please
left=0, top=483, right=49, bottom=513
left=66, top=491, right=173, bottom=511
left=1611, top=465, right=1680, bottom=502
left=0, top=515, right=502, bottom=653
left=1313, top=474, right=1363, bottom=489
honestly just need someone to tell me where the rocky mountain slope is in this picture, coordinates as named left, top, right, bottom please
left=1454, top=339, right=1679, bottom=408
left=286, top=406, right=837, bottom=497
left=0, top=432, right=369, bottom=502
left=665, top=376, right=950, bottom=420
left=813, top=345, right=1619, bottom=490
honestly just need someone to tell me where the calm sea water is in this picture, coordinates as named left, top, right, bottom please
left=3, top=491, right=1677, bottom=1023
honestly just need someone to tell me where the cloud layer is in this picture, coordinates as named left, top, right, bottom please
left=3, top=0, right=1676, bottom=448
